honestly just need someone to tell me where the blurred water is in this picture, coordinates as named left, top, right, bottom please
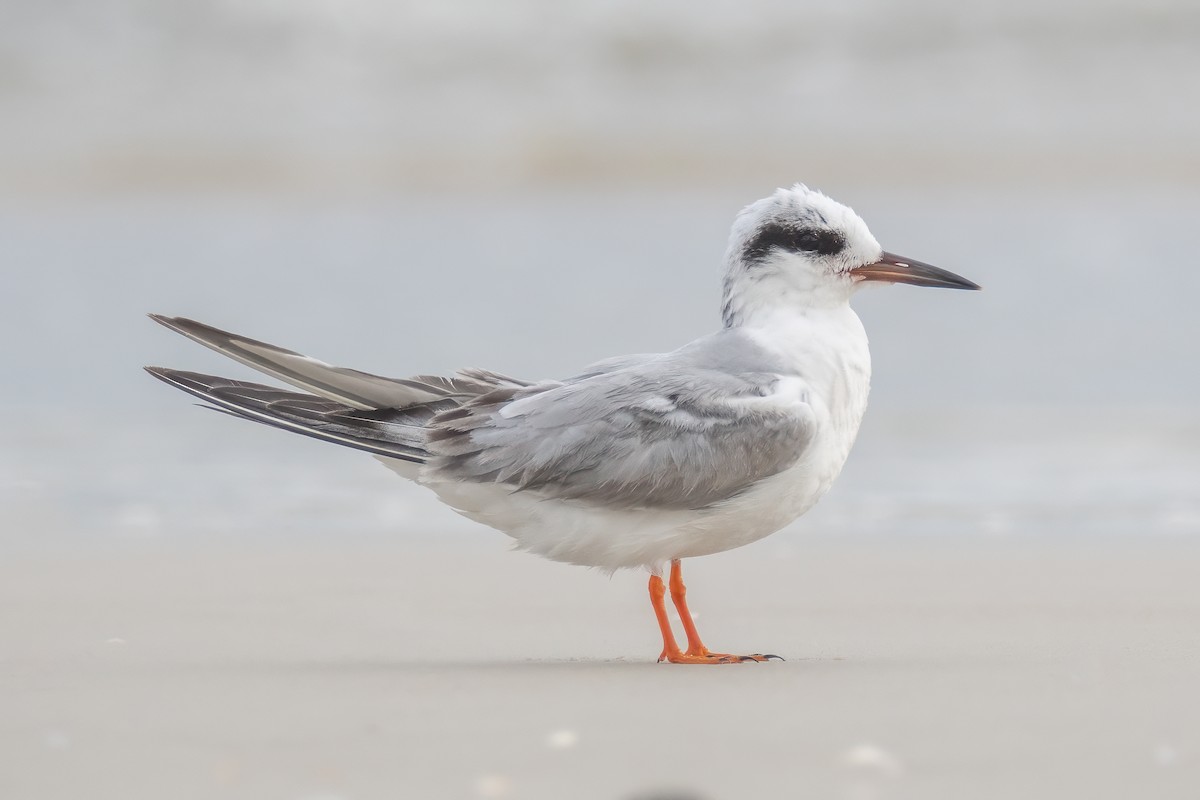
left=2, top=188, right=1198, bottom=549
left=4, top=403, right=1198, bottom=551
left=6, top=187, right=1200, bottom=408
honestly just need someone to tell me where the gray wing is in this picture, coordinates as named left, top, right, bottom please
left=425, top=333, right=815, bottom=510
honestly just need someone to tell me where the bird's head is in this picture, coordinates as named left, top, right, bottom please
left=721, top=184, right=979, bottom=326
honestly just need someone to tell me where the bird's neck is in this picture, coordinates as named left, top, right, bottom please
left=730, top=302, right=870, bottom=369
left=735, top=301, right=873, bottom=456
left=721, top=267, right=851, bottom=328
left=720, top=261, right=871, bottom=412
left=723, top=277, right=872, bottom=412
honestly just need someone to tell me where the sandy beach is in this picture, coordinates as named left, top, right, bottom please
left=3, top=533, right=1197, bottom=799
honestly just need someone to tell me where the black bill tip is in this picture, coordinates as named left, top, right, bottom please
left=851, top=251, right=981, bottom=291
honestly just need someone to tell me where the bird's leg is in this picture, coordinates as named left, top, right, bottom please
left=649, top=572, right=685, bottom=662
left=668, top=559, right=714, bottom=657
left=649, top=560, right=781, bottom=664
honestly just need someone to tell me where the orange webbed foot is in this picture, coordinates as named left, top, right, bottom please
left=658, top=647, right=783, bottom=664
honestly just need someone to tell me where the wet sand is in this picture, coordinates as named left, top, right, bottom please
left=3, top=533, right=1198, bottom=799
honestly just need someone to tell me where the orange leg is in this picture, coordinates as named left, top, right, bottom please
left=649, top=559, right=782, bottom=664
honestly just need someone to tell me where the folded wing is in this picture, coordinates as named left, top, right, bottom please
left=425, top=353, right=815, bottom=510
left=147, top=319, right=814, bottom=508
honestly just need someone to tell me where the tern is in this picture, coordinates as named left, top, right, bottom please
left=146, top=184, right=979, bottom=664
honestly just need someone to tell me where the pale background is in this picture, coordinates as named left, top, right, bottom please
left=2, top=2, right=1198, bottom=799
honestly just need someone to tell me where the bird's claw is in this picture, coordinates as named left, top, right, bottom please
left=659, top=649, right=783, bottom=664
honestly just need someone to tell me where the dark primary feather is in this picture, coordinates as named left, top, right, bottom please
left=144, top=367, right=451, bottom=462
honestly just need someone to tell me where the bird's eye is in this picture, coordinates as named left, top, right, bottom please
left=793, top=230, right=821, bottom=250
left=790, top=228, right=845, bottom=256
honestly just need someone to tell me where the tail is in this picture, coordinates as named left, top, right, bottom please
left=145, top=315, right=530, bottom=463
left=144, top=367, right=442, bottom=463
left=147, top=314, right=520, bottom=409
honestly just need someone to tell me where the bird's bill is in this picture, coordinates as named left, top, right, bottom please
left=851, top=251, right=981, bottom=290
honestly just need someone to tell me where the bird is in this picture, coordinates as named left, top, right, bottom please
left=146, top=184, right=979, bottom=664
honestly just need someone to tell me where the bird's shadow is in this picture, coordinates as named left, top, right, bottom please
left=164, top=654, right=852, bottom=677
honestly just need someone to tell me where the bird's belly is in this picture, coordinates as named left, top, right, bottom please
left=417, top=419, right=857, bottom=571
left=421, top=478, right=701, bottom=571
left=670, top=445, right=845, bottom=559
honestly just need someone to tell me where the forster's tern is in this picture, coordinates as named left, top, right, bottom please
left=146, top=184, right=979, bottom=664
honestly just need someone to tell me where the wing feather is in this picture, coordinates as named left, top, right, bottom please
left=144, top=367, right=449, bottom=462
left=425, top=338, right=815, bottom=510
left=148, top=315, right=517, bottom=409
